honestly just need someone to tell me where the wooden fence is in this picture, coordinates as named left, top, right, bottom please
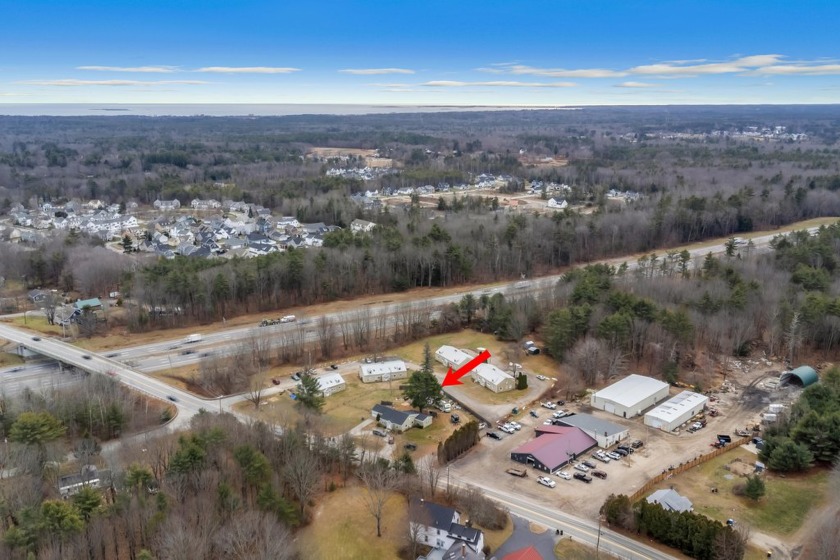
left=628, top=436, right=751, bottom=503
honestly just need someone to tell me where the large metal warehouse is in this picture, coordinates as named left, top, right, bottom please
left=644, top=391, right=709, bottom=432
left=591, top=374, right=670, bottom=418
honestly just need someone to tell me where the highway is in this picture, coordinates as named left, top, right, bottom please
left=0, top=227, right=811, bottom=559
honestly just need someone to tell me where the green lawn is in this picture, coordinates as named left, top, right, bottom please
left=658, top=448, right=828, bottom=536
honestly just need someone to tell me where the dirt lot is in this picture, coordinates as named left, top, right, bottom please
left=449, top=359, right=791, bottom=520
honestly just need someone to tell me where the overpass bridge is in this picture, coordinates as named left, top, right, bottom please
left=0, top=323, right=208, bottom=430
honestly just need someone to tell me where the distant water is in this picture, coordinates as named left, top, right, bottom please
left=0, top=103, right=572, bottom=117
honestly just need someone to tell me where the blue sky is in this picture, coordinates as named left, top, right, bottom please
left=2, top=0, right=840, bottom=105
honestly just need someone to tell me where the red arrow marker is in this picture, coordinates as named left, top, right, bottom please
left=442, top=350, right=492, bottom=387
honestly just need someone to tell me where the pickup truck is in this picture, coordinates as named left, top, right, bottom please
left=506, top=468, right=528, bottom=478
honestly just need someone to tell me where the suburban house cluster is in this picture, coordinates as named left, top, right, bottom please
left=1, top=197, right=364, bottom=261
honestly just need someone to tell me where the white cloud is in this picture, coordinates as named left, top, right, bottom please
left=484, top=63, right=626, bottom=78
left=421, top=80, right=576, bottom=88
left=194, top=66, right=300, bottom=74
left=19, top=79, right=207, bottom=87
left=76, top=65, right=177, bottom=73
left=628, top=54, right=784, bottom=75
left=615, top=82, right=656, bottom=88
left=340, top=68, right=415, bottom=75
left=754, top=63, right=840, bottom=76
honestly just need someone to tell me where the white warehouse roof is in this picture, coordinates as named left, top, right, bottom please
left=317, top=372, right=345, bottom=391
left=360, top=360, right=407, bottom=377
left=645, top=391, right=708, bottom=424
left=594, top=374, right=669, bottom=408
left=473, top=363, right=513, bottom=385
left=436, top=345, right=471, bottom=365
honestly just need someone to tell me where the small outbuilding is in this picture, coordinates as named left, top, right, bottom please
left=644, top=391, right=709, bottom=432
left=780, top=366, right=819, bottom=388
left=471, top=363, right=515, bottom=393
left=359, top=359, right=408, bottom=383
left=316, top=372, right=346, bottom=396
left=591, top=374, right=670, bottom=418
left=646, top=489, right=693, bottom=513
left=555, top=413, right=629, bottom=448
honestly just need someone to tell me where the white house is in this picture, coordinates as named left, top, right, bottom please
left=435, top=345, right=471, bottom=369
left=547, top=198, right=568, bottom=210
left=153, top=199, right=181, bottom=211
left=316, top=372, right=346, bottom=397
left=644, top=391, right=709, bottom=432
left=470, top=363, right=515, bottom=393
left=591, top=374, right=671, bottom=419
left=359, top=359, right=407, bottom=383
left=350, top=219, right=377, bottom=233
left=409, top=498, right=485, bottom=559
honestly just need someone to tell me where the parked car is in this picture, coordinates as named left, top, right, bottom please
left=573, top=463, right=590, bottom=473
left=552, top=411, right=566, bottom=419
left=404, top=443, right=417, bottom=451
left=631, top=440, right=644, bottom=449
left=291, top=372, right=302, bottom=381
left=536, top=476, right=556, bottom=488
left=617, top=445, right=633, bottom=454
left=555, top=400, right=566, bottom=405
left=536, top=375, right=547, bottom=381
left=555, top=470, right=572, bottom=480
left=594, top=450, right=610, bottom=462
left=573, top=472, right=592, bottom=483
left=530, top=410, right=538, bottom=418
left=607, top=452, right=622, bottom=460
left=543, top=420, right=554, bottom=425
left=486, top=432, right=502, bottom=440
left=450, top=414, right=460, bottom=424
left=510, top=422, right=522, bottom=431
left=478, top=422, right=487, bottom=429
left=582, top=460, right=597, bottom=469
left=614, top=448, right=629, bottom=457
left=500, top=425, right=515, bottom=434
left=592, top=470, right=608, bottom=479
left=330, top=364, right=339, bottom=370
left=271, top=378, right=281, bottom=385
left=541, top=401, right=556, bottom=409
left=372, top=429, right=387, bottom=437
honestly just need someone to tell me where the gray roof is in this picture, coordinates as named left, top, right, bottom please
left=647, top=489, right=693, bottom=512
left=557, top=413, right=627, bottom=437
left=372, top=404, right=412, bottom=426
left=410, top=497, right=456, bottom=530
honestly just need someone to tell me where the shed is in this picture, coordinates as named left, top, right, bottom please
left=644, top=391, right=709, bottom=432
left=74, top=298, right=103, bottom=311
left=646, top=489, right=693, bottom=513
left=591, top=374, right=670, bottom=418
left=780, top=366, right=819, bottom=388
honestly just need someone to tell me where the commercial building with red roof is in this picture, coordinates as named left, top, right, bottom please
left=509, top=426, right=597, bottom=473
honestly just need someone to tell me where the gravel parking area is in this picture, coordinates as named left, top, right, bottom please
left=449, top=365, right=782, bottom=518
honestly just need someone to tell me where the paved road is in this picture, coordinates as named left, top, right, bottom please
left=449, top=474, right=675, bottom=560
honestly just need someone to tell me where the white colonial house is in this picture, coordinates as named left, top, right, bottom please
left=350, top=219, right=377, bottom=233
left=547, top=198, right=568, bottom=210
left=409, top=498, right=485, bottom=559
